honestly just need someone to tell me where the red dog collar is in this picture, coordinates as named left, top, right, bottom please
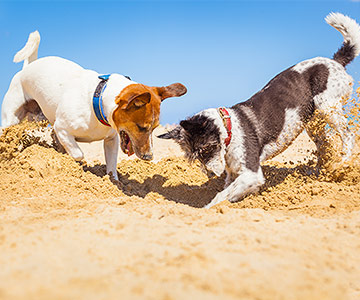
left=218, top=107, right=232, bottom=147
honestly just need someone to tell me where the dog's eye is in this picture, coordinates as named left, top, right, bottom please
left=198, top=148, right=209, bottom=157
left=198, top=145, right=218, bottom=160
left=136, top=124, right=148, bottom=132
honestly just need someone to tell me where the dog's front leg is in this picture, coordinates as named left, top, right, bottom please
left=204, top=167, right=265, bottom=209
left=224, top=170, right=236, bottom=188
left=54, top=125, right=84, bottom=161
left=104, top=134, right=119, bottom=180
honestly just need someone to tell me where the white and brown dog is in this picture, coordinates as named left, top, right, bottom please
left=159, top=13, right=360, bottom=208
left=1, top=31, right=187, bottom=180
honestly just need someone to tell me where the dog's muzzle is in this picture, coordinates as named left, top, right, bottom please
left=141, top=153, right=153, bottom=161
left=206, top=169, right=216, bottom=178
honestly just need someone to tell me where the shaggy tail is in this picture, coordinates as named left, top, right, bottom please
left=326, top=12, right=360, bottom=67
left=13, top=30, right=40, bottom=69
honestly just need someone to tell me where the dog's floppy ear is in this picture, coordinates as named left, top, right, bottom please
left=157, top=126, right=182, bottom=140
left=124, top=92, right=151, bottom=109
left=179, top=119, right=196, bottom=132
left=115, top=84, right=152, bottom=110
left=156, top=83, right=187, bottom=101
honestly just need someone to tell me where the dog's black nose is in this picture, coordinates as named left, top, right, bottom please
left=206, top=170, right=216, bottom=178
left=141, top=153, right=153, bottom=161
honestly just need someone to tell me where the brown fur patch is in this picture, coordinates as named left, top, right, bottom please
left=113, top=84, right=161, bottom=157
left=156, top=83, right=187, bottom=101
left=112, top=83, right=186, bottom=158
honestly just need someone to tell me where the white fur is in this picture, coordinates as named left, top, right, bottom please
left=200, top=108, right=266, bottom=208
left=199, top=109, right=228, bottom=176
left=1, top=32, right=138, bottom=180
left=260, top=107, right=304, bottom=162
left=240, top=106, right=262, bottom=137
left=224, top=109, right=247, bottom=175
left=293, top=57, right=355, bottom=160
left=204, top=167, right=264, bottom=209
left=200, top=108, right=249, bottom=186
left=13, top=30, right=40, bottom=69
left=325, top=12, right=360, bottom=57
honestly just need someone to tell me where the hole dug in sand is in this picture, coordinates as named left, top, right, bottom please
left=1, top=94, right=360, bottom=216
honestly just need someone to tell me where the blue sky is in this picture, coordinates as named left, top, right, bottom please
left=0, top=0, right=359, bottom=125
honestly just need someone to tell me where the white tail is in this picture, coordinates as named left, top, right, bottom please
left=13, top=30, right=40, bottom=69
left=325, top=13, right=360, bottom=66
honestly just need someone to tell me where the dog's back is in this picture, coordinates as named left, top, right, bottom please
left=20, top=56, right=97, bottom=124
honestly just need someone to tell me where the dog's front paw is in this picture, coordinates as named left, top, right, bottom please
left=203, top=194, right=226, bottom=209
left=203, top=203, right=213, bottom=209
left=108, top=171, right=119, bottom=181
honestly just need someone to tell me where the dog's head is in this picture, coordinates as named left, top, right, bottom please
left=112, top=83, right=186, bottom=160
left=158, top=112, right=226, bottom=176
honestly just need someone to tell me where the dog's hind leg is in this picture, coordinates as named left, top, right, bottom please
left=204, top=166, right=265, bottom=209
left=326, top=109, right=355, bottom=161
left=312, top=80, right=356, bottom=161
left=53, top=123, right=84, bottom=161
left=305, top=112, right=334, bottom=168
left=306, top=107, right=354, bottom=168
left=1, top=73, right=27, bottom=127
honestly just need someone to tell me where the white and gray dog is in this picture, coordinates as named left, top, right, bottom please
left=158, top=13, right=360, bottom=208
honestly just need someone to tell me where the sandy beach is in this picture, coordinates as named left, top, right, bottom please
left=0, top=119, right=360, bottom=300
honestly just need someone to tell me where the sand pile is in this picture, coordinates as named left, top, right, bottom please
left=0, top=121, right=124, bottom=213
left=1, top=115, right=360, bottom=214
left=235, top=156, right=360, bottom=216
left=0, top=122, right=224, bottom=211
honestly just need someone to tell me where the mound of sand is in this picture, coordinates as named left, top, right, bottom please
left=0, top=121, right=224, bottom=210
left=1, top=110, right=360, bottom=299
left=2, top=120, right=359, bottom=214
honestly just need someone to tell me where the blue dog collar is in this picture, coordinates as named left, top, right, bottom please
left=92, top=74, right=132, bottom=127
left=93, top=75, right=111, bottom=127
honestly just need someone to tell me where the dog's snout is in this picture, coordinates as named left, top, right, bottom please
left=199, top=164, right=216, bottom=178
left=141, top=153, right=153, bottom=161
left=206, top=170, right=216, bottom=178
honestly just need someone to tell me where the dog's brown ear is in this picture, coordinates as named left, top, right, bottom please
left=115, top=84, right=152, bottom=109
left=156, top=83, right=187, bottom=101
left=124, top=92, right=151, bottom=109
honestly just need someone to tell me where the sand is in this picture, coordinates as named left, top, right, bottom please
left=1, top=97, right=360, bottom=300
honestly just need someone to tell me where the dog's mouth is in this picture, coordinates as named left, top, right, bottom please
left=119, top=130, right=134, bottom=156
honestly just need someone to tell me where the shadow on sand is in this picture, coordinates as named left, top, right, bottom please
left=83, top=164, right=224, bottom=208
left=82, top=162, right=318, bottom=208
